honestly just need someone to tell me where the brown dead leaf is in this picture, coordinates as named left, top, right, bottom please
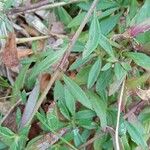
left=2, top=33, right=19, bottom=68
left=51, top=21, right=65, bottom=34
left=40, top=73, right=51, bottom=92
left=1, top=101, right=23, bottom=132
left=136, top=88, right=150, bottom=101
left=0, top=101, right=12, bottom=115
left=21, top=23, right=40, bottom=36
left=17, top=48, right=33, bottom=59
left=35, top=128, right=67, bottom=150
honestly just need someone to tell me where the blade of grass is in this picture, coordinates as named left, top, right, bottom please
left=115, top=79, right=126, bottom=150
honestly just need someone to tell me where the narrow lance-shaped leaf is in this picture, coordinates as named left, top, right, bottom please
left=57, top=7, right=72, bottom=25
left=99, top=34, right=115, bottom=57
left=126, top=121, right=148, bottom=149
left=20, top=83, right=40, bottom=128
left=125, top=52, right=150, bottom=70
left=87, top=58, right=101, bottom=88
left=63, top=75, right=92, bottom=109
left=68, top=12, right=86, bottom=28
left=114, top=63, right=127, bottom=80
left=130, top=0, right=150, bottom=26
left=86, top=91, right=107, bottom=129
left=64, top=87, right=76, bottom=115
left=29, top=47, right=67, bottom=81
left=83, top=11, right=100, bottom=58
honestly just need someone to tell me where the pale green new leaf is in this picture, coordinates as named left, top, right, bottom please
left=83, top=12, right=100, bottom=58
left=63, top=75, right=92, bottom=109
left=87, top=58, right=101, bottom=88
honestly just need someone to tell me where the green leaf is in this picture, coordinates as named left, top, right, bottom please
left=109, top=74, right=126, bottom=96
left=47, top=108, right=64, bottom=131
left=125, top=52, right=150, bottom=70
left=83, top=12, right=100, bottom=58
left=0, top=141, right=7, bottom=149
left=69, top=55, right=93, bottom=70
left=126, top=121, right=148, bottom=148
left=114, top=63, right=127, bottom=80
left=109, top=62, right=127, bottom=96
left=130, top=0, right=150, bottom=26
left=68, top=12, right=86, bottom=28
left=11, top=64, right=30, bottom=103
left=94, top=133, right=109, bottom=150
left=75, top=110, right=96, bottom=120
left=73, top=129, right=83, bottom=147
left=75, top=65, right=91, bottom=85
left=64, top=87, right=76, bottom=115
left=57, top=100, right=71, bottom=120
left=127, top=0, right=138, bottom=23
left=0, top=76, right=10, bottom=88
left=0, top=126, right=15, bottom=137
left=100, top=13, right=121, bottom=35
left=63, top=75, right=92, bottom=109
left=87, top=58, right=101, bottom=88
left=57, top=7, right=72, bottom=25
left=99, top=34, right=114, bottom=57
left=96, top=69, right=113, bottom=95
left=121, top=134, right=131, bottom=150
left=36, top=112, right=50, bottom=131
left=16, top=108, right=22, bottom=127
left=0, top=126, right=15, bottom=145
left=120, top=62, right=132, bottom=71
left=101, top=63, right=112, bottom=71
left=54, top=80, right=65, bottom=101
left=29, top=48, right=66, bottom=81
left=87, top=91, right=107, bottom=128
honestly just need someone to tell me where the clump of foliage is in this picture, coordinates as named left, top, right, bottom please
left=0, top=0, right=150, bottom=150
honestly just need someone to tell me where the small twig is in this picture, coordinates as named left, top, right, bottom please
left=124, top=101, right=145, bottom=119
left=9, top=0, right=85, bottom=15
left=115, top=79, right=126, bottom=150
left=0, top=100, right=21, bottom=125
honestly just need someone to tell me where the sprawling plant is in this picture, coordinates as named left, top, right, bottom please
left=0, top=0, right=150, bottom=150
